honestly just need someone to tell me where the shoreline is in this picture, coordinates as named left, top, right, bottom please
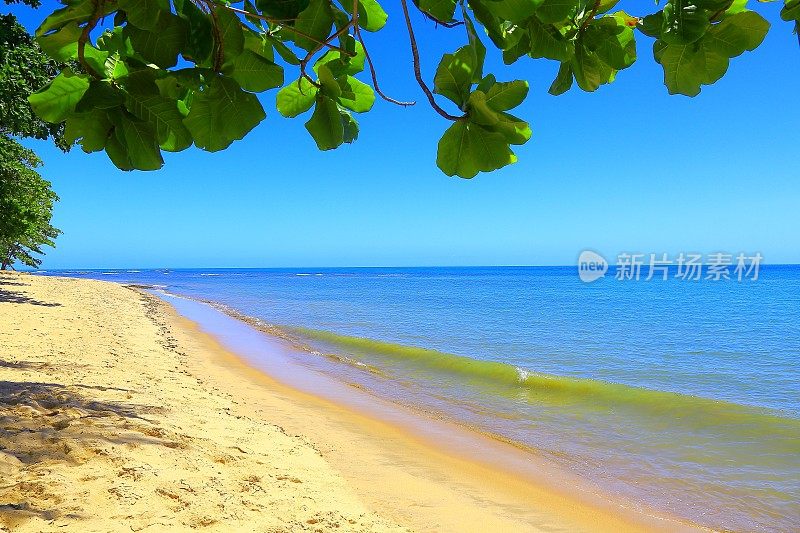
left=1, top=272, right=703, bottom=532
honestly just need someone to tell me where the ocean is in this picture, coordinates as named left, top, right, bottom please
left=38, top=266, right=800, bottom=531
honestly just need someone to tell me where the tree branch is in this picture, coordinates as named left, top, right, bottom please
left=399, top=0, right=462, bottom=120
left=578, top=0, right=602, bottom=32
left=78, top=0, right=104, bottom=79
left=298, top=20, right=353, bottom=87
left=222, top=5, right=352, bottom=55
left=347, top=0, right=413, bottom=106
left=354, top=25, right=415, bottom=106
left=203, top=1, right=225, bottom=72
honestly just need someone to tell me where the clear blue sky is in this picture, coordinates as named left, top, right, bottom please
left=9, top=2, right=800, bottom=268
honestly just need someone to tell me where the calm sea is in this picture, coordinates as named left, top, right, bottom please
left=39, top=266, right=800, bottom=531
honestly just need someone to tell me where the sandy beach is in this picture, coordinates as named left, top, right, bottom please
left=0, top=272, right=697, bottom=532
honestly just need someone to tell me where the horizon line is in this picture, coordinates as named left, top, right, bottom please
left=18, top=263, right=800, bottom=271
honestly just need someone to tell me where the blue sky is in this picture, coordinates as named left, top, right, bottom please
left=8, top=1, right=800, bottom=268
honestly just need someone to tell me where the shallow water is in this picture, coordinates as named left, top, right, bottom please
left=40, top=266, right=800, bottom=531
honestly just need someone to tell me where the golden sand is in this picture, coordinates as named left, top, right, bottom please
left=0, top=273, right=701, bottom=532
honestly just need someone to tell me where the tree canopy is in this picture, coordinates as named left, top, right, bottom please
left=0, top=136, right=61, bottom=270
left=1, top=7, right=73, bottom=150
left=1, top=1, right=64, bottom=269
left=24, top=0, right=797, bottom=178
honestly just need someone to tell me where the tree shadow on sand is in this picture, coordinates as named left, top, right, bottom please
left=0, top=280, right=61, bottom=307
left=0, top=279, right=28, bottom=287
left=0, top=378, right=183, bottom=527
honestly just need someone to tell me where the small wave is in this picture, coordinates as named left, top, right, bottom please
left=101, top=272, right=118, bottom=275
left=515, top=367, right=532, bottom=382
left=200, top=273, right=223, bottom=276
left=296, top=273, right=312, bottom=276
left=126, top=270, right=141, bottom=273
left=291, top=328, right=800, bottom=433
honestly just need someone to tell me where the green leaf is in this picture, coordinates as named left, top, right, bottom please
left=96, top=27, right=135, bottom=56
left=654, top=11, right=769, bottom=96
left=36, top=0, right=95, bottom=37
left=314, top=41, right=366, bottom=77
left=118, top=0, right=169, bottom=31
left=466, top=91, right=500, bottom=125
left=28, top=68, right=90, bottom=123
left=317, top=64, right=343, bottom=97
left=584, top=13, right=637, bottom=70
left=37, top=22, right=109, bottom=73
left=476, top=74, right=496, bottom=94
left=570, top=43, right=614, bottom=92
left=105, top=133, right=135, bottom=171
left=184, top=75, right=266, bottom=151
left=782, top=0, right=800, bottom=22
left=125, top=13, right=188, bottom=68
left=125, top=91, right=193, bottom=152
left=104, top=54, right=130, bottom=81
left=639, top=12, right=664, bottom=38
left=256, top=0, right=310, bottom=20
left=484, top=80, right=529, bottom=111
left=597, top=0, right=622, bottom=15
left=342, top=112, right=359, bottom=143
left=661, top=0, right=710, bottom=45
left=227, top=50, right=284, bottom=92
left=529, top=17, right=573, bottom=61
left=217, top=7, right=245, bottom=63
left=464, top=11, right=487, bottom=82
left=119, top=115, right=164, bottom=170
left=536, top=0, right=580, bottom=24
left=706, top=10, right=770, bottom=56
left=305, top=96, right=344, bottom=150
left=656, top=41, right=706, bottom=96
left=293, top=0, right=334, bottom=51
left=267, top=34, right=301, bottom=65
left=342, top=0, right=389, bottom=31
left=436, top=120, right=517, bottom=178
left=37, top=22, right=82, bottom=61
left=434, top=46, right=478, bottom=107
left=548, top=62, right=573, bottom=95
left=487, top=111, right=532, bottom=145
left=76, top=80, right=124, bottom=112
left=482, top=0, right=541, bottom=23
left=716, top=0, right=746, bottom=19
left=243, top=30, right=275, bottom=62
left=337, top=76, right=376, bottom=113
left=64, top=109, right=113, bottom=152
left=416, top=0, right=458, bottom=22
left=175, top=0, right=213, bottom=63
left=503, top=29, right=532, bottom=64
left=470, top=1, right=512, bottom=49
left=695, top=0, right=736, bottom=10
left=276, top=78, right=319, bottom=117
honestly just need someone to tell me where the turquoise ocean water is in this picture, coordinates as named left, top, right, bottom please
left=40, top=266, right=800, bottom=531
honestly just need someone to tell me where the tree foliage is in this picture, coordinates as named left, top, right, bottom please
left=25, top=0, right=791, bottom=178
left=0, top=136, right=61, bottom=270
left=1, top=3, right=63, bottom=269
left=1, top=9, right=72, bottom=150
